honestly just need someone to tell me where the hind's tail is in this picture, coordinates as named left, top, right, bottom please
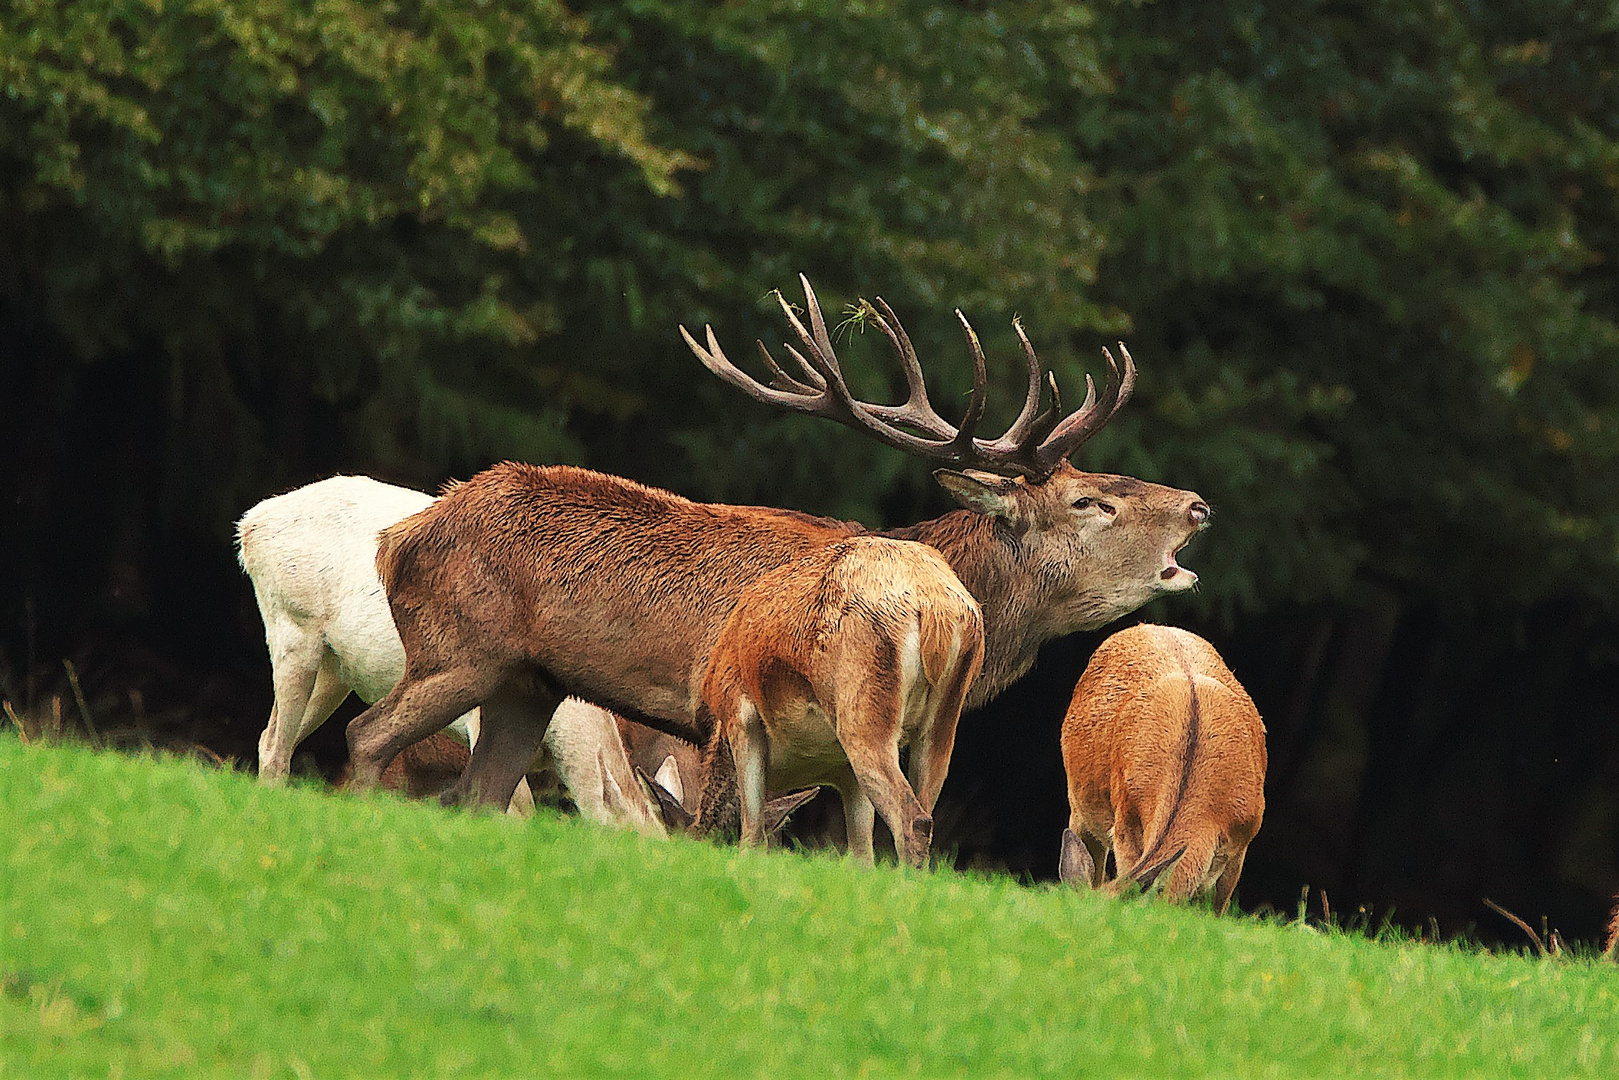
left=1118, top=673, right=1202, bottom=890
left=1123, top=842, right=1187, bottom=891
left=1120, top=830, right=1220, bottom=903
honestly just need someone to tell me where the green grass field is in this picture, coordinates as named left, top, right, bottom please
left=1, top=735, right=1615, bottom=1078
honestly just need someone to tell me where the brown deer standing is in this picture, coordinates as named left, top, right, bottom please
left=1059, top=624, right=1265, bottom=912
left=702, top=537, right=983, bottom=867
left=345, top=276, right=1210, bottom=818
left=1605, top=897, right=1618, bottom=959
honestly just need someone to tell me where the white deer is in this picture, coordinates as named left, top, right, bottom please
left=237, top=474, right=679, bottom=834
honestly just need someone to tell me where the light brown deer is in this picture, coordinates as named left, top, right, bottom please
left=345, top=276, right=1210, bottom=816
left=1605, top=897, right=1617, bottom=960
left=702, top=537, right=983, bottom=867
left=1059, top=624, right=1265, bottom=912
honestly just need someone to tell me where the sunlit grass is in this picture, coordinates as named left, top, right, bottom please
left=1, top=735, right=1616, bottom=1078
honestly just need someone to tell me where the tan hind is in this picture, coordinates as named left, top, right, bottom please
left=1605, top=896, right=1617, bottom=960
left=700, top=537, right=984, bottom=868
left=1059, top=624, right=1265, bottom=912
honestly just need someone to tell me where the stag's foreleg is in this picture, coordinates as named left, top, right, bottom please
left=726, top=698, right=770, bottom=850
left=443, top=684, right=559, bottom=811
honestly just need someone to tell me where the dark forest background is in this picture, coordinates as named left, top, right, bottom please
left=5, top=0, right=1619, bottom=945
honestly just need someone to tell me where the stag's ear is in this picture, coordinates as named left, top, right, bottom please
left=1058, top=828, right=1096, bottom=888
left=934, top=469, right=1021, bottom=519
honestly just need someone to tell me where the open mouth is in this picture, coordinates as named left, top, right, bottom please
left=1160, top=537, right=1196, bottom=583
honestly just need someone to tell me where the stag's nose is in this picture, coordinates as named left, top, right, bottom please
left=1188, top=500, right=1210, bottom=526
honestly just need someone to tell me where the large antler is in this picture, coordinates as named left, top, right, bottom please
left=680, top=274, right=1134, bottom=479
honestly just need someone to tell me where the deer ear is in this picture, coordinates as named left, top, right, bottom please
left=652, top=754, right=685, bottom=807
left=598, top=749, right=626, bottom=815
left=760, top=786, right=821, bottom=836
left=637, top=766, right=695, bottom=831
left=934, top=469, right=1020, bottom=519
left=1058, top=828, right=1096, bottom=887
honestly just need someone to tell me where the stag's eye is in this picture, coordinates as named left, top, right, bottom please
left=1072, top=497, right=1094, bottom=510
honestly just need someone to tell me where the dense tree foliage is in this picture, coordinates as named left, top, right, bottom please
left=5, top=0, right=1619, bottom=938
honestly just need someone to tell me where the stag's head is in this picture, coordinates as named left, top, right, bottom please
left=932, top=463, right=1208, bottom=631
left=682, top=276, right=1208, bottom=629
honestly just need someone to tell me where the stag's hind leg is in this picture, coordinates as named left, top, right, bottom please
left=347, top=663, right=505, bottom=789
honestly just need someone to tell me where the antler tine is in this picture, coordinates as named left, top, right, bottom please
left=993, top=317, right=1048, bottom=447
left=1034, top=342, right=1136, bottom=470
left=781, top=341, right=832, bottom=389
left=774, top=289, right=840, bottom=385
left=682, top=323, right=823, bottom=411
left=1103, top=343, right=1137, bottom=422
left=871, top=297, right=933, bottom=411
left=754, top=339, right=823, bottom=393
left=950, top=310, right=988, bottom=449
left=857, top=297, right=955, bottom=440
left=1026, top=370, right=1064, bottom=445
left=798, top=274, right=839, bottom=373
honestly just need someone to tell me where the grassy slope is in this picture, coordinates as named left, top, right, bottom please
left=1, top=737, right=1616, bottom=1078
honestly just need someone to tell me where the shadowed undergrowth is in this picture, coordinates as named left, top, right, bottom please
left=1, top=735, right=1616, bottom=1078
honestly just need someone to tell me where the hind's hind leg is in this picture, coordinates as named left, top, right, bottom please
left=727, top=698, right=770, bottom=849
left=1211, top=845, right=1248, bottom=914
left=1110, top=807, right=1144, bottom=884
left=838, top=687, right=931, bottom=869
left=260, top=644, right=349, bottom=784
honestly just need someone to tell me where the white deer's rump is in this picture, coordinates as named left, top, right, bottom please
left=237, top=474, right=671, bottom=834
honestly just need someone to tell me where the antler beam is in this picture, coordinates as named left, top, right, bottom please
left=680, top=275, right=1134, bottom=479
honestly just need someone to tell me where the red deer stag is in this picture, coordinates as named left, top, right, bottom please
left=702, top=537, right=984, bottom=867
left=345, top=276, right=1210, bottom=816
left=1059, top=624, right=1266, bottom=912
left=238, top=475, right=675, bottom=831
